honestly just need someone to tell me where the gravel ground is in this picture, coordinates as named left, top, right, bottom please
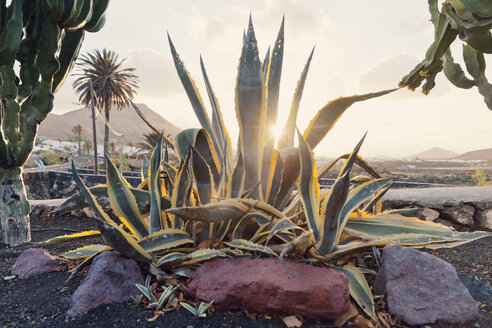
left=0, top=211, right=490, bottom=328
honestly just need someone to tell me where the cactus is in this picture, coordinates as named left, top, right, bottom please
left=0, top=0, right=109, bottom=246
left=400, top=0, right=492, bottom=110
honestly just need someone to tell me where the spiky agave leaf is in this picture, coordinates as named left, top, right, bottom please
left=138, top=229, right=194, bottom=253
left=54, top=185, right=172, bottom=216
left=235, top=16, right=265, bottom=199
left=38, top=230, right=101, bottom=245
left=62, top=244, right=110, bottom=260
left=261, top=17, right=284, bottom=198
left=296, top=130, right=321, bottom=242
left=277, top=47, right=315, bottom=149
left=303, top=89, right=396, bottom=150
left=106, top=154, right=149, bottom=239
left=335, top=265, right=376, bottom=320
left=149, top=133, right=165, bottom=233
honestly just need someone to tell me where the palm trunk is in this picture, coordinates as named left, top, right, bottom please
left=0, top=167, right=31, bottom=246
left=103, top=99, right=111, bottom=171
left=78, top=134, right=82, bottom=156
left=91, top=105, right=99, bottom=175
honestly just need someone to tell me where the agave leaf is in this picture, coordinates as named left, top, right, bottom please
left=175, top=128, right=221, bottom=186
left=335, top=178, right=392, bottom=245
left=325, top=233, right=461, bottom=259
left=296, top=130, right=320, bottom=242
left=318, top=153, right=381, bottom=180
left=265, top=218, right=301, bottom=244
left=165, top=198, right=251, bottom=223
left=54, top=186, right=172, bottom=216
left=38, top=230, right=101, bottom=245
left=190, top=146, right=214, bottom=204
left=303, top=89, right=396, bottom=149
left=149, top=134, right=164, bottom=233
left=232, top=212, right=272, bottom=240
left=138, top=229, right=194, bottom=253
left=70, top=160, right=117, bottom=226
left=141, top=156, right=149, bottom=181
left=225, top=239, right=277, bottom=256
left=62, top=244, right=110, bottom=260
left=264, top=150, right=283, bottom=205
left=419, top=231, right=492, bottom=249
left=238, top=198, right=286, bottom=219
left=170, top=150, right=193, bottom=229
left=278, top=47, right=315, bottom=149
left=316, top=170, right=351, bottom=255
left=136, top=284, right=157, bottom=303
left=273, top=147, right=300, bottom=209
left=381, top=208, right=421, bottom=216
left=335, top=265, right=376, bottom=320
left=154, top=252, right=186, bottom=266
left=180, top=248, right=228, bottom=266
left=106, top=154, right=149, bottom=239
left=130, top=101, right=174, bottom=148
left=200, top=56, right=231, bottom=162
left=180, top=302, right=199, bottom=316
left=168, top=34, right=221, bottom=152
left=362, top=182, right=393, bottom=213
left=227, top=151, right=245, bottom=198
left=235, top=16, right=265, bottom=198
left=95, top=220, right=152, bottom=263
left=262, top=46, right=271, bottom=76
left=261, top=17, right=284, bottom=197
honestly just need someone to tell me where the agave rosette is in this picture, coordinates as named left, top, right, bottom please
left=50, top=17, right=491, bottom=319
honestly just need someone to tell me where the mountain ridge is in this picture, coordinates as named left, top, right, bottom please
left=38, top=103, right=181, bottom=144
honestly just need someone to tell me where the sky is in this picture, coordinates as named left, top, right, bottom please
left=53, top=0, right=492, bottom=158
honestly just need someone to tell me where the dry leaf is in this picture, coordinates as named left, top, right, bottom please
left=146, top=311, right=163, bottom=322
left=198, top=238, right=220, bottom=249
left=282, top=315, right=303, bottom=327
left=334, top=303, right=359, bottom=327
left=353, top=314, right=374, bottom=328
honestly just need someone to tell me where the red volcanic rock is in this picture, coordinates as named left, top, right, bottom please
left=187, top=257, right=350, bottom=320
left=11, top=248, right=64, bottom=279
left=375, top=244, right=478, bottom=326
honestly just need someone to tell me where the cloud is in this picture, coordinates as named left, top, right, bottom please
left=125, top=49, right=182, bottom=98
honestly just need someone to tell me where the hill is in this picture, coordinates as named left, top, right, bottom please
left=410, top=147, right=458, bottom=160
left=38, top=103, right=181, bottom=144
left=453, top=148, right=492, bottom=161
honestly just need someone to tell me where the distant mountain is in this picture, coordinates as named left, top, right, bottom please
left=453, top=148, right=492, bottom=161
left=38, top=103, right=181, bottom=144
left=410, top=147, right=458, bottom=160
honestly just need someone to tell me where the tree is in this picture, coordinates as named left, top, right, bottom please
left=73, top=49, right=139, bottom=170
left=0, top=0, right=109, bottom=246
left=72, top=125, right=84, bottom=156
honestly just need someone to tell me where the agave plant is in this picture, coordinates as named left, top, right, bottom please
left=50, top=17, right=491, bottom=321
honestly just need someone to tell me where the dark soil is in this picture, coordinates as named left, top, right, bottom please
left=0, top=210, right=491, bottom=328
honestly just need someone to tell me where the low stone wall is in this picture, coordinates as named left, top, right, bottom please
left=382, top=186, right=492, bottom=230
left=23, top=171, right=141, bottom=200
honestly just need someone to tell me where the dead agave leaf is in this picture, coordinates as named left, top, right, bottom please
left=146, top=311, right=163, bottom=322
left=353, top=314, right=374, bottom=328
left=282, top=315, right=303, bottom=327
left=198, top=237, right=220, bottom=249
left=334, top=303, right=359, bottom=327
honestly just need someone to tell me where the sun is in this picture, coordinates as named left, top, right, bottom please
left=270, top=122, right=284, bottom=144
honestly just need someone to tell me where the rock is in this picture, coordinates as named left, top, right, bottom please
left=433, top=218, right=457, bottom=231
left=187, top=257, right=350, bottom=320
left=475, top=208, right=492, bottom=230
left=440, top=205, right=475, bottom=226
left=11, top=248, right=64, bottom=279
left=375, top=244, right=478, bottom=326
left=418, top=207, right=440, bottom=222
left=67, top=251, right=143, bottom=316
left=459, top=276, right=492, bottom=305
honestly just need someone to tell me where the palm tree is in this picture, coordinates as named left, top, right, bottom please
left=73, top=49, right=139, bottom=170
left=72, top=124, right=84, bottom=156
